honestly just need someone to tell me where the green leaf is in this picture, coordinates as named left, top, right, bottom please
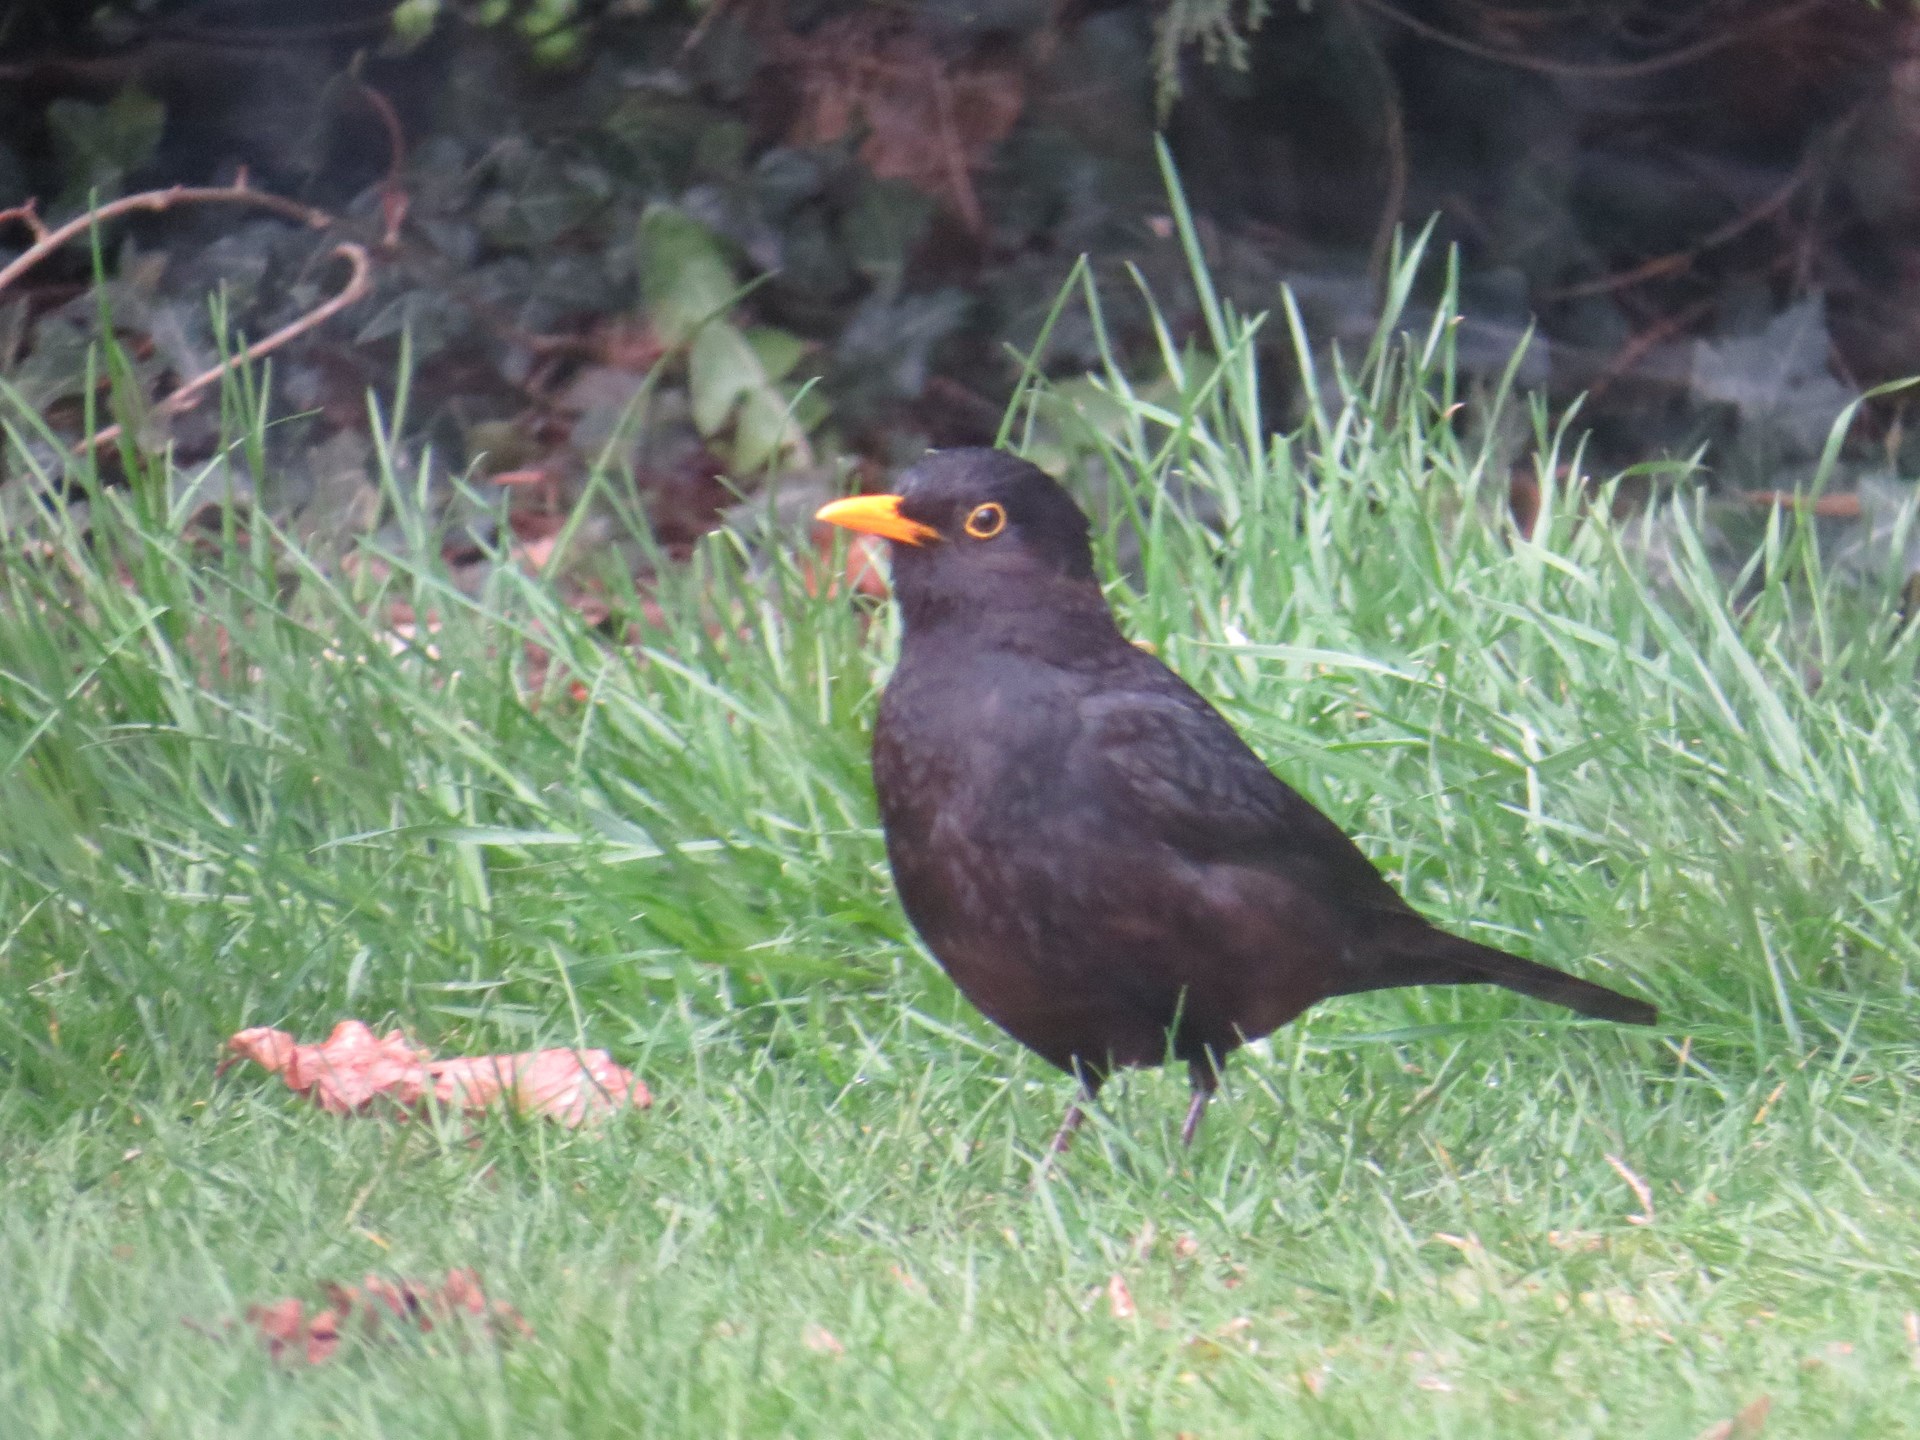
left=733, top=388, right=802, bottom=473
left=48, top=87, right=166, bottom=209
left=745, top=328, right=807, bottom=384
left=688, top=322, right=762, bottom=437
left=388, top=0, right=443, bottom=46
left=638, top=205, right=740, bottom=346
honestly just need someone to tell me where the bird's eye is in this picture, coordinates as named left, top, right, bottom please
left=963, top=502, right=1007, bottom=540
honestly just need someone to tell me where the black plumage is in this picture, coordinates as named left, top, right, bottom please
left=818, top=449, right=1656, bottom=1150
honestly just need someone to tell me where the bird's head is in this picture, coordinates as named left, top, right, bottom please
left=815, top=449, right=1102, bottom=635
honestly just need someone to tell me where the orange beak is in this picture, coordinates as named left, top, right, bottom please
left=814, top=493, right=939, bottom=547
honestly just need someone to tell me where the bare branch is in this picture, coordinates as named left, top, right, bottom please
left=1352, top=0, right=1828, bottom=83
left=79, top=243, right=373, bottom=454
left=0, top=181, right=334, bottom=295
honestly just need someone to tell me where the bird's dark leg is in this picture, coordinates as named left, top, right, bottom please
left=1047, top=1100, right=1088, bottom=1155
left=1181, top=1056, right=1220, bottom=1148
left=1047, top=1071, right=1103, bottom=1155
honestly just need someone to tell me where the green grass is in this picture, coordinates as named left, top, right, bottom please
left=2, top=214, right=1918, bottom=1434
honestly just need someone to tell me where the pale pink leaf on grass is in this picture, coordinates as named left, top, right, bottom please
left=228, top=1021, right=429, bottom=1113
left=226, top=1021, right=649, bottom=1125
left=430, top=1048, right=651, bottom=1125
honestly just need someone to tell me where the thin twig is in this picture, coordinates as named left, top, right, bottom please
left=79, top=242, right=372, bottom=454
left=1353, top=0, right=1828, bottom=83
left=0, top=180, right=334, bottom=295
left=355, top=77, right=411, bottom=249
left=1585, top=295, right=1715, bottom=401
left=681, top=0, right=738, bottom=55
left=1350, top=0, right=1409, bottom=287
left=1740, top=490, right=1861, bottom=518
left=0, top=200, right=51, bottom=244
left=1544, top=151, right=1820, bottom=303
left=928, top=56, right=985, bottom=235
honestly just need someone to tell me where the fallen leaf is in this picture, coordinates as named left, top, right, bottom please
left=228, top=1021, right=429, bottom=1112
left=227, top=1021, right=651, bottom=1126
left=431, top=1047, right=650, bottom=1127
left=239, top=1269, right=530, bottom=1365
left=804, top=524, right=891, bottom=600
left=1107, top=1273, right=1136, bottom=1320
left=245, top=1295, right=336, bottom=1365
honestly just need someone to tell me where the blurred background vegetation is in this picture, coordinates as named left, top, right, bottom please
left=2, top=0, right=1916, bottom=594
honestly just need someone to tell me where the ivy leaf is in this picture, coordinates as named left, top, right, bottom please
left=48, top=87, right=166, bottom=211
left=688, top=321, right=761, bottom=437
left=733, top=387, right=806, bottom=473
left=745, top=327, right=806, bottom=384
left=689, top=320, right=814, bottom=470
left=638, top=205, right=739, bottom=347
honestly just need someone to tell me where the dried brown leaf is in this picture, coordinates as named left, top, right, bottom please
left=784, top=16, right=1023, bottom=231
left=240, top=1269, right=529, bottom=1364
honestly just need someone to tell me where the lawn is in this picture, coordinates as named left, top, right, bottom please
left=2, top=234, right=1917, bottom=1437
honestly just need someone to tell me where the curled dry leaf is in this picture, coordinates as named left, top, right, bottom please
left=242, top=1268, right=531, bottom=1365
left=431, top=1047, right=650, bottom=1128
left=228, top=1021, right=430, bottom=1111
left=226, top=1020, right=650, bottom=1126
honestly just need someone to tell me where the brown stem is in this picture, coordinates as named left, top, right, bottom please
left=0, top=200, right=51, bottom=244
left=355, top=78, right=411, bottom=249
left=79, top=242, right=372, bottom=454
left=1352, top=0, right=1827, bottom=83
left=0, top=180, right=334, bottom=295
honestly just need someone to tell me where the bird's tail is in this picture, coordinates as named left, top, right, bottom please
left=1373, top=930, right=1658, bottom=1026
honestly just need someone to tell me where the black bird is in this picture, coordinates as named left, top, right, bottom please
left=818, top=449, right=1657, bottom=1151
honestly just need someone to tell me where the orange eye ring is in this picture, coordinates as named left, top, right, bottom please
left=964, top=502, right=1007, bottom=540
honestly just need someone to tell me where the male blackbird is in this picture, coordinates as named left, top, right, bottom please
left=818, top=449, right=1657, bottom=1150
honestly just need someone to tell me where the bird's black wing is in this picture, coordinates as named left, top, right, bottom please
left=1069, top=673, right=1416, bottom=920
